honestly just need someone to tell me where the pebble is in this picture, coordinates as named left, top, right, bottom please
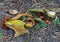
left=52, top=36, right=56, bottom=38
left=55, top=32, right=60, bottom=34
left=38, top=37, right=41, bottom=40
left=9, top=9, right=18, bottom=14
left=0, top=3, right=4, bottom=8
left=56, top=34, right=60, bottom=38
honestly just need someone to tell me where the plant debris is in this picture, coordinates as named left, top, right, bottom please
left=11, top=13, right=32, bottom=20
left=25, top=17, right=35, bottom=28
left=1, top=16, right=11, bottom=29
left=0, top=8, right=60, bottom=39
left=5, top=20, right=29, bottom=37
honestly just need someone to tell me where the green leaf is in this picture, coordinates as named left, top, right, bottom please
left=34, top=18, right=47, bottom=28
left=34, top=24, right=40, bottom=29
left=29, top=12, right=38, bottom=18
left=34, top=18, right=43, bottom=22
left=0, top=33, right=3, bottom=38
left=50, top=8, right=60, bottom=12
left=29, top=8, right=44, bottom=12
left=40, top=21, right=47, bottom=28
left=19, top=16, right=26, bottom=21
left=52, top=17, right=60, bottom=26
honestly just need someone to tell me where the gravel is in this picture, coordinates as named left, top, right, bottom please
left=0, top=0, right=60, bottom=42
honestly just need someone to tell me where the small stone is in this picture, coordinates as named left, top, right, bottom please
left=52, top=36, right=56, bottom=38
left=47, top=11, right=56, bottom=15
left=9, top=9, right=18, bottom=14
left=56, top=34, right=60, bottom=38
left=0, top=3, right=4, bottom=8
left=38, top=37, right=41, bottom=40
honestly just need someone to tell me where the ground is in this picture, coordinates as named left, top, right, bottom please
left=0, top=0, right=60, bottom=42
